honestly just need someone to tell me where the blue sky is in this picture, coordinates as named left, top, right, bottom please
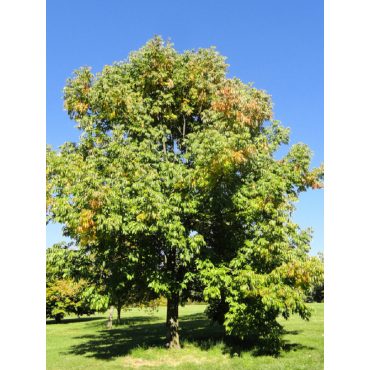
left=47, top=0, right=324, bottom=255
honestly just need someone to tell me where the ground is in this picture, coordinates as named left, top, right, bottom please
left=46, top=303, right=324, bottom=369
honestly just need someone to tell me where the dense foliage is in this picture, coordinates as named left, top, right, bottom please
left=46, top=36, right=324, bottom=351
left=304, top=252, right=324, bottom=303
left=46, top=253, right=97, bottom=323
left=46, top=242, right=161, bottom=323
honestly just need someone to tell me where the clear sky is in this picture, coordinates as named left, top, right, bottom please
left=46, top=0, right=324, bottom=255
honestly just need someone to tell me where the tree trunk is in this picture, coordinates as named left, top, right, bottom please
left=166, top=292, right=180, bottom=349
left=117, top=305, right=121, bottom=325
left=107, top=305, right=114, bottom=329
left=55, top=314, right=62, bottom=324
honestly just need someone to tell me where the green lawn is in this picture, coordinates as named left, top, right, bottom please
left=47, top=303, right=323, bottom=369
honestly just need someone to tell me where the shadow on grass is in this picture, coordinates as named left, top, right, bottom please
left=65, top=321, right=172, bottom=361
left=47, top=315, right=164, bottom=326
left=84, top=315, right=165, bottom=330
left=184, top=331, right=315, bottom=359
left=63, top=316, right=314, bottom=361
left=282, top=342, right=314, bottom=353
left=113, top=316, right=163, bottom=325
left=281, top=329, right=303, bottom=335
left=47, top=316, right=105, bottom=325
left=180, top=312, right=208, bottom=321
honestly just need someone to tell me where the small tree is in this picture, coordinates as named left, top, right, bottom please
left=47, top=36, right=324, bottom=351
left=47, top=242, right=160, bottom=326
left=46, top=276, right=96, bottom=323
left=46, top=244, right=98, bottom=323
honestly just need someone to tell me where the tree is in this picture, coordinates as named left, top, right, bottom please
left=46, top=278, right=97, bottom=323
left=46, top=248, right=97, bottom=323
left=47, top=242, right=162, bottom=327
left=304, top=252, right=324, bottom=303
left=46, top=36, right=324, bottom=351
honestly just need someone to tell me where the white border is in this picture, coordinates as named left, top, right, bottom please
left=325, top=0, right=370, bottom=367
left=1, top=0, right=46, bottom=368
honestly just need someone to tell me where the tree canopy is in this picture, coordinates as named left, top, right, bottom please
left=46, top=36, right=324, bottom=351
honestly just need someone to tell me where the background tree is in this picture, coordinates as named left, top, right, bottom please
left=304, top=252, right=324, bottom=303
left=47, top=242, right=161, bottom=327
left=46, top=247, right=97, bottom=323
left=47, top=36, right=324, bottom=351
left=46, top=278, right=97, bottom=323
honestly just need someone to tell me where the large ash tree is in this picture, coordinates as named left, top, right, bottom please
left=46, top=36, right=324, bottom=351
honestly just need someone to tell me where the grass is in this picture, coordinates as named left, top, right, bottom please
left=47, top=303, right=323, bottom=369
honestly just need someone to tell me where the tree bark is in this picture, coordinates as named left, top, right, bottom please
left=117, top=305, right=121, bottom=325
left=183, top=116, right=186, bottom=139
left=165, top=245, right=180, bottom=349
left=107, top=305, right=114, bottom=329
left=163, top=136, right=167, bottom=160
left=166, top=292, right=180, bottom=349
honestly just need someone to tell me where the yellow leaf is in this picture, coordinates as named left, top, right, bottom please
left=137, top=213, right=146, bottom=221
